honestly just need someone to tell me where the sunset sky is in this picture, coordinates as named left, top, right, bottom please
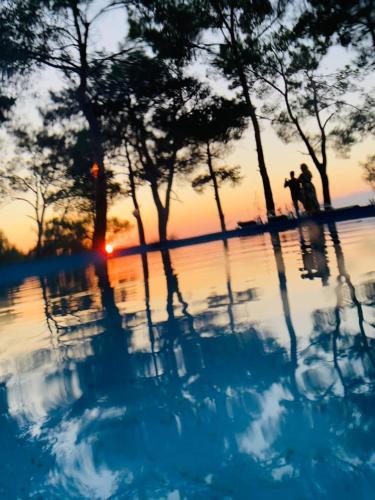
left=2, top=124, right=373, bottom=252
left=0, top=2, right=374, bottom=252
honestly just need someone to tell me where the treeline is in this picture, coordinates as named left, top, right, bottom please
left=0, top=0, right=374, bottom=256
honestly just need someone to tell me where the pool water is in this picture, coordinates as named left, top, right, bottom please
left=0, top=220, right=374, bottom=499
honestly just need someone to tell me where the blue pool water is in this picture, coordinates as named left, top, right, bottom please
left=0, top=220, right=375, bottom=499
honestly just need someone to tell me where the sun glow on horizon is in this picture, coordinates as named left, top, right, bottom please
left=105, top=243, right=114, bottom=254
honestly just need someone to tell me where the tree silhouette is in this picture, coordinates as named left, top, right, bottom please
left=292, top=1, right=375, bottom=180
left=124, top=140, right=147, bottom=246
left=9, top=0, right=133, bottom=250
left=361, top=154, right=375, bottom=191
left=0, top=1, right=37, bottom=125
left=129, top=0, right=280, bottom=216
left=296, top=0, right=375, bottom=63
left=0, top=128, right=70, bottom=255
left=188, top=96, right=246, bottom=232
left=91, top=52, right=207, bottom=243
left=250, top=27, right=363, bottom=209
left=0, top=230, right=23, bottom=263
left=38, top=101, right=125, bottom=238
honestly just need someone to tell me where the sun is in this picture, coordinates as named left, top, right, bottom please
left=105, top=243, right=114, bottom=254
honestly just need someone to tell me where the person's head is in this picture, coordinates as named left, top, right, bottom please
left=290, top=171, right=295, bottom=178
left=300, top=163, right=308, bottom=172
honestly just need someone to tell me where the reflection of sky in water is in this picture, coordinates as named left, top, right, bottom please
left=0, top=220, right=375, bottom=498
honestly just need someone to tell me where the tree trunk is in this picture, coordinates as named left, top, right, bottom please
left=157, top=205, right=168, bottom=244
left=93, top=169, right=108, bottom=251
left=247, top=102, right=275, bottom=216
left=131, top=184, right=146, bottom=247
left=228, top=30, right=275, bottom=216
left=35, top=221, right=43, bottom=256
left=281, top=82, right=332, bottom=211
left=76, top=87, right=107, bottom=251
left=35, top=202, right=46, bottom=256
left=317, top=165, right=332, bottom=209
left=148, top=175, right=169, bottom=245
left=125, top=143, right=146, bottom=246
left=207, top=142, right=227, bottom=232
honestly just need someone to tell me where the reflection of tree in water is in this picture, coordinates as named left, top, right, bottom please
left=37, top=268, right=98, bottom=346
left=305, top=224, right=375, bottom=396
left=2, top=228, right=375, bottom=498
left=39, top=276, right=64, bottom=338
left=0, top=277, right=24, bottom=328
left=206, top=240, right=259, bottom=337
left=359, top=277, right=375, bottom=306
left=2, top=251, right=290, bottom=497
left=292, top=223, right=375, bottom=490
left=270, top=231, right=299, bottom=401
left=267, top=227, right=375, bottom=496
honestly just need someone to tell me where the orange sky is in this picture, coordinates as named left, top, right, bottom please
left=1, top=124, right=372, bottom=252
left=111, top=127, right=374, bottom=249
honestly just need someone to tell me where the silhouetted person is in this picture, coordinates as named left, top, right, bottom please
left=284, top=171, right=302, bottom=217
left=299, top=163, right=320, bottom=214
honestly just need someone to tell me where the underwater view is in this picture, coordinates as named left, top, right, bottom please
left=0, top=219, right=374, bottom=499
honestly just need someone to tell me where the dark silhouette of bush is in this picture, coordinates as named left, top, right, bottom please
left=0, top=230, right=24, bottom=264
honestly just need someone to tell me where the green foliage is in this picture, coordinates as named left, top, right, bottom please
left=107, top=217, right=132, bottom=237
left=42, top=217, right=91, bottom=255
left=95, top=51, right=210, bottom=184
left=0, top=94, right=15, bottom=123
left=0, top=0, right=37, bottom=75
left=268, top=64, right=360, bottom=150
left=295, top=0, right=375, bottom=64
left=41, top=96, right=123, bottom=218
left=0, top=0, right=40, bottom=122
left=128, top=0, right=211, bottom=60
left=0, top=127, right=73, bottom=252
left=192, top=165, right=241, bottom=192
left=2, top=128, right=70, bottom=203
left=186, top=94, right=245, bottom=200
left=361, top=155, right=375, bottom=191
left=183, top=95, right=249, bottom=145
left=39, top=215, right=131, bottom=256
left=332, top=92, right=375, bottom=156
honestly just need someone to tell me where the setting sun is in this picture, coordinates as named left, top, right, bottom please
left=105, top=243, right=114, bottom=254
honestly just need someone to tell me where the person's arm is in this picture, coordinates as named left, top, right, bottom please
left=284, top=179, right=289, bottom=188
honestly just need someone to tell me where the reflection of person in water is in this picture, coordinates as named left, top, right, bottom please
left=299, top=224, right=330, bottom=286
left=284, top=171, right=302, bottom=217
left=299, top=163, right=320, bottom=214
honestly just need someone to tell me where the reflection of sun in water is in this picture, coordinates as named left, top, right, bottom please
left=105, top=244, right=114, bottom=254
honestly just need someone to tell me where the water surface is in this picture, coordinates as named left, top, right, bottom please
left=0, top=220, right=375, bottom=499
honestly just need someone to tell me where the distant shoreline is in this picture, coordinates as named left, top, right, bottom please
left=1, top=205, right=374, bottom=286
left=142, top=204, right=375, bottom=253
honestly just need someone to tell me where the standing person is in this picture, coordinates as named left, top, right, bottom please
left=299, top=163, right=320, bottom=214
left=284, top=171, right=302, bottom=217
